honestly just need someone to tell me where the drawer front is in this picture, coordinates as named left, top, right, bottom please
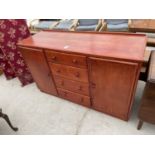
left=54, top=75, right=89, bottom=96
left=45, top=50, right=87, bottom=68
left=58, top=88, right=91, bottom=107
left=50, top=63, right=89, bottom=83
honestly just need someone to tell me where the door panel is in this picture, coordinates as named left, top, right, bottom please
left=88, top=57, right=138, bottom=120
left=19, top=47, right=57, bottom=96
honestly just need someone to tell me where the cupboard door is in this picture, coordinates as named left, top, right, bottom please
left=19, top=47, right=57, bottom=96
left=88, top=57, right=138, bottom=120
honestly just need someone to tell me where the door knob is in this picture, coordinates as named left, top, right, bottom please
left=78, top=86, right=82, bottom=91
left=75, top=72, right=80, bottom=77
left=72, top=59, right=78, bottom=64
left=56, top=69, right=61, bottom=73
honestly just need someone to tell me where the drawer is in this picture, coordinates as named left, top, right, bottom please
left=45, top=50, right=87, bottom=68
left=50, top=63, right=89, bottom=83
left=58, top=88, right=91, bottom=107
left=54, top=75, right=90, bottom=96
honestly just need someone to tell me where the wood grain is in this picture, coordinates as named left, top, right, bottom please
left=45, top=50, right=87, bottom=68
left=18, top=31, right=147, bottom=121
left=88, top=57, right=138, bottom=120
left=19, top=47, right=57, bottom=96
left=18, top=31, right=146, bottom=62
left=54, top=75, right=89, bottom=96
left=58, top=88, right=91, bottom=107
left=50, top=63, right=89, bottom=83
left=130, top=19, right=155, bottom=33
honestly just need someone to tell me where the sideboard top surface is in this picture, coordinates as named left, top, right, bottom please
left=18, top=31, right=147, bottom=62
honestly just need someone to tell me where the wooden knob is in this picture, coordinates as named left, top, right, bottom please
left=51, top=56, right=56, bottom=60
left=72, top=59, right=78, bottom=64
left=75, top=72, right=80, bottom=77
left=64, top=92, right=67, bottom=96
left=56, top=69, right=61, bottom=73
left=61, top=81, right=64, bottom=86
left=78, top=86, right=82, bottom=91
left=47, top=72, right=51, bottom=77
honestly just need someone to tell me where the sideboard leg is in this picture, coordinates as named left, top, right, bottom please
left=137, top=120, right=143, bottom=130
left=0, top=109, right=18, bottom=132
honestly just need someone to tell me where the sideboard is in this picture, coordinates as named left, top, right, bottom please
left=18, top=31, right=146, bottom=121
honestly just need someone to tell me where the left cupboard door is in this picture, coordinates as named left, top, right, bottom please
left=19, top=47, right=57, bottom=96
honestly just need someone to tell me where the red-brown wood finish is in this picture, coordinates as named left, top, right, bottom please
left=88, top=57, right=139, bottom=120
left=46, top=50, right=87, bottom=68
left=18, top=31, right=146, bottom=62
left=19, top=47, right=57, bottom=96
left=58, top=88, right=91, bottom=107
left=18, top=31, right=147, bottom=121
left=49, top=63, right=89, bottom=83
left=54, top=75, right=89, bottom=96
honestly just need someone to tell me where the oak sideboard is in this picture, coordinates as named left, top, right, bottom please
left=18, top=31, right=147, bottom=121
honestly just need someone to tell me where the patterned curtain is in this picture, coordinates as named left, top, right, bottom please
left=0, top=19, right=33, bottom=86
left=0, top=48, right=16, bottom=79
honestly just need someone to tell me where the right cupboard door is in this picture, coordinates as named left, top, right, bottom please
left=88, top=57, right=139, bottom=120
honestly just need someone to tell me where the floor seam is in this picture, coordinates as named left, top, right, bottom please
left=75, top=109, right=90, bottom=135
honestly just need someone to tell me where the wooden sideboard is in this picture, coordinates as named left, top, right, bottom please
left=18, top=31, right=146, bottom=121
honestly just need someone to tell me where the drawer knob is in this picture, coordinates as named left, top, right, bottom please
left=56, top=69, right=61, bottom=73
left=64, top=92, right=67, bottom=96
left=51, top=56, right=56, bottom=60
left=72, top=59, right=78, bottom=64
left=75, top=72, right=80, bottom=77
left=61, top=81, right=64, bottom=86
left=47, top=72, right=51, bottom=77
left=78, top=86, right=82, bottom=91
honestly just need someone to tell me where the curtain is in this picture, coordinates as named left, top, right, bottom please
left=0, top=48, right=16, bottom=79
left=0, top=19, right=33, bottom=86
